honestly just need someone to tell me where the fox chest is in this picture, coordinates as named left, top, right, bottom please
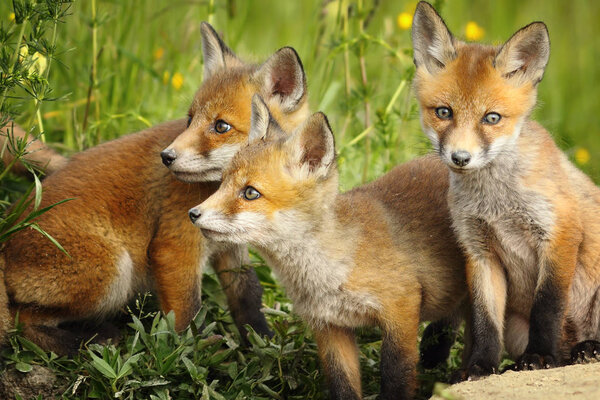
left=265, top=249, right=381, bottom=328
left=449, top=174, right=555, bottom=305
left=289, top=286, right=380, bottom=328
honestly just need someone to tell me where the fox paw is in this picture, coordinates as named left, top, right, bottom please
left=513, top=353, right=557, bottom=370
left=449, top=363, right=496, bottom=383
left=570, top=340, right=600, bottom=364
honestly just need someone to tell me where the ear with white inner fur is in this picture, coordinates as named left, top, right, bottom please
left=253, top=47, right=307, bottom=113
left=292, top=112, right=336, bottom=173
left=494, top=22, right=550, bottom=86
left=201, top=22, right=242, bottom=80
left=249, top=94, right=271, bottom=145
left=411, top=1, right=457, bottom=74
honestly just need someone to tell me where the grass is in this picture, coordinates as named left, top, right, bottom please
left=0, top=0, right=599, bottom=399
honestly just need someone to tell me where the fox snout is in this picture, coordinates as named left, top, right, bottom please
left=188, top=207, right=201, bottom=223
left=161, top=148, right=177, bottom=166
left=450, top=150, right=471, bottom=167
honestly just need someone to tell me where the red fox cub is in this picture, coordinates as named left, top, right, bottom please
left=412, top=1, right=600, bottom=377
left=189, top=95, right=467, bottom=399
left=1, top=120, right=67, bottom=177
left=0, top=23, right=309, bottom=354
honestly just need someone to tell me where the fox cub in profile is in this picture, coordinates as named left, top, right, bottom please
left=0, top=23, right=309, bottom=354
left=189, top=95, right=467, bottom=399
left=413, top=1, right=600, bottom=377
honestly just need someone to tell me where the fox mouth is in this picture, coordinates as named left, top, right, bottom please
left=448, top=165, right=472, bottom=174
left=200, top=227, right=228, bottom=240
left=171, top=167, right=221, bottom=182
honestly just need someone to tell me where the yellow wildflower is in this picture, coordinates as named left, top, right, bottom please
left=171, top=72, right=184, bottom=90
left=465, top=21, right=485, bottom=41
left=575, top=147, right=590, bottom=165
left=9, top=13, right=15, bottom=22
left=162, top=71, right=170, bottom=85
left=31, top=52, right=47, bottom=75
left=153, top=47, right=164, bottom=61
left=397, top=12, right=412, bottom=30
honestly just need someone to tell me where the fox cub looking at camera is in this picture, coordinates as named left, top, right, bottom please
left=189, top=95, right=467, bottom=399
left=412, top=1, right=600, bottom=378
left=0, top=23, right=309, bottom=354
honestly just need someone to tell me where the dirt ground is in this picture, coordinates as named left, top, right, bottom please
left=431, top=363, right=600, bottom=400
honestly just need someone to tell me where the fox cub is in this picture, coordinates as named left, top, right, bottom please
left=413, top=1, right=600, bottom=377
left=189, top=95, right=467, bottom=399
left=0, top=23, right=309, bottom=354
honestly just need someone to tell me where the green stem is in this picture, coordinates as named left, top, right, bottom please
left=0, top=156, right=19, bottom=182
left=34, top=14, right=59, bottom=143
left=208, top=0, right=215, bottom=24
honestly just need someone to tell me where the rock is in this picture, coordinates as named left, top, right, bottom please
left=0, top=364, right=63, bottom=400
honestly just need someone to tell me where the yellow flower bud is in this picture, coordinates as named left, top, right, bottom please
left=162, top=71, right=170, bottom=85
left=465, top=21, right=485, bottom=41
left=153, top=47, right=164, bottom=61
left=171, top=72, right=184, bottom=90
left=397, top=12, right=412, bottom=30
left=31, top=52, right=47, bottom=75
left=575, top=148, right=590, bottom=165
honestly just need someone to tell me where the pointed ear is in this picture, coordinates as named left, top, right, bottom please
left=249, top=94, right=271, bottom=145
left=292, top=112, right=335, bottom=173
left=412, top=1, right=457, bottom=74
left=253, top=47, right=307, bottom=113
left=201, top=22, right=242, bottom=80
left=494, top=22, right=550, bottom=86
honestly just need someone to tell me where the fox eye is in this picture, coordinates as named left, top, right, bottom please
left=243, top=186, right=261, bottom=201
left=187, top=115, right=192, bottom=128
left=483, top=112, right=501, bottom=125
left=215, top=119, right=231, bottom=134
left=435, top=107, right=453, bottom=120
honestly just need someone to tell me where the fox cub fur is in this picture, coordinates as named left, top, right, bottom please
left=0, top=23, right=309, bottom=354
left=189, top=95, right=467, bottom=399
left=413, top=1, right=600, bottom=376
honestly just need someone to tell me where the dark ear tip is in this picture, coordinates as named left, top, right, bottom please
left=200, top=21, right=215, bottom=33
left=313, top=112, right=332, bottom=132
left=416, top=1, right=433, bottom=11
left=415, top=1, right=436, bottom=17
left=277, top=46, right=300, bottom=57
left=275, top=47, right=304, bottom=67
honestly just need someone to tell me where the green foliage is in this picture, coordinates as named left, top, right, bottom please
left=0, top=0, right=73, bottom=248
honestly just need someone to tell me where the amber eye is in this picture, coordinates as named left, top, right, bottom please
left=483, top=112, right=501, bottom=125
left=187, top=115, right=192, bottom=128
left=243, top=186, right=261, bottom=201
left=435, top=107, right=453, bottom=120
left=215, top=119, right=232, bottom=134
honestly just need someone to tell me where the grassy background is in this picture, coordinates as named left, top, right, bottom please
left=7, top=0, right=600, bottom=187
left=1, top=0, right=599, bottom=399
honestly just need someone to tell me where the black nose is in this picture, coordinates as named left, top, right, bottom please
left=189, top=208, right=201, bottom=223
left=161, top=149, right=177, bottom=166
left=451, top=151, right=471, bottom=167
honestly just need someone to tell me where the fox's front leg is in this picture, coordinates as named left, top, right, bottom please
left=516, top=227, right=580, bottom=369
left=211, top=245, right=272, bottom=342
left=149, top=217, right=203, bottom=331
left=379, top=295, right=421, bottom=399
left=463, top=254, right=507, bottom=378
left=312, top=324, right=361, bottom=400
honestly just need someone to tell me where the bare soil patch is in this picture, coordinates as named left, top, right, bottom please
left=432, top=363, right=600, bottom=400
